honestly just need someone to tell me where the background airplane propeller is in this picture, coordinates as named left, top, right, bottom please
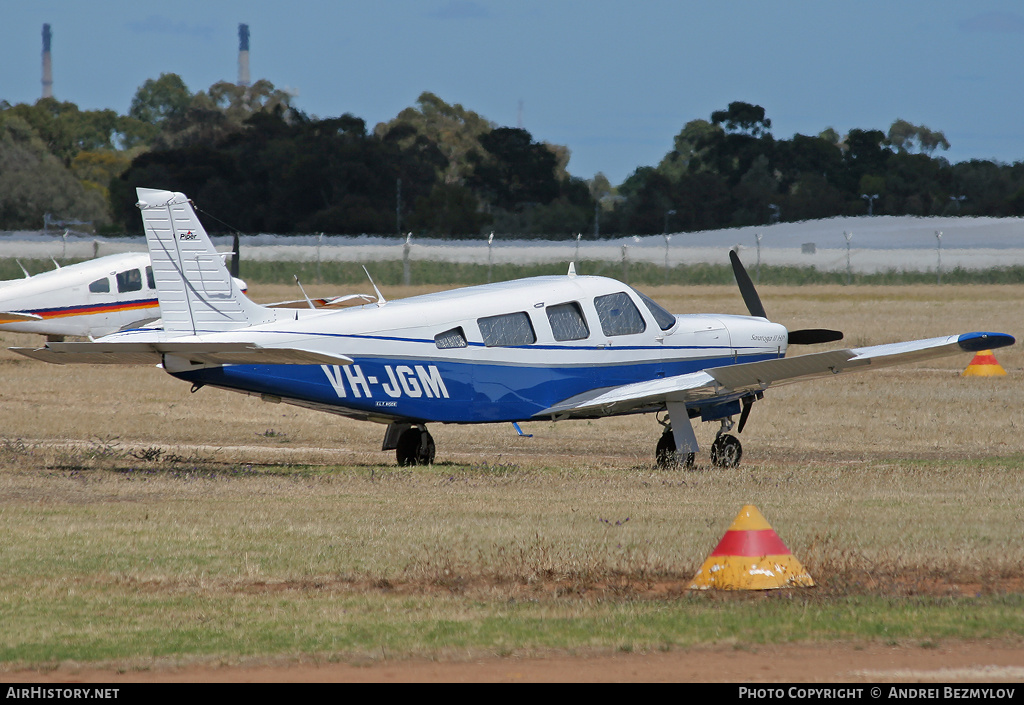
left=729, top=249, right=843, bottom=346
left=230, top=233, right=240, bottom=279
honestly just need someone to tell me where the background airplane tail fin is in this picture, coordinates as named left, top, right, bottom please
left=136, top=188, right=275, bottom=334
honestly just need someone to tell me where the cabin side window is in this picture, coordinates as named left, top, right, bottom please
left=146, top=266, right=155, bottom=290
left=88, top=277, right=110, bottom=293
left=435, top=327, right=467, bottom=349
left=594, top=292, right=646, bottom=336
left=116, top=268, right=142, bottom=293
left=478, top=312, right=536, bottom=347
left=546, top=302, right=590, bottom=341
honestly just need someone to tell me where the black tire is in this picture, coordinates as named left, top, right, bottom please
left=396, top=427, right=436, bottom=466
left=655, top=429, right=695, bottom=469
left=710, top=434, right=742, bottom=468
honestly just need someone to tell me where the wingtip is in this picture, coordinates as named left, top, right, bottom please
left=957, top=332, right=1015, bottom=352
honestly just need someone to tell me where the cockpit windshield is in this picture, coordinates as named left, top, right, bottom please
left=632, top=288, right=677, bottom=331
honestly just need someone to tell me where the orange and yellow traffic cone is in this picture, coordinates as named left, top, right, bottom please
left=689, top=504, right=814, bottom=590
left=962, top=350, right=1006, bottom=377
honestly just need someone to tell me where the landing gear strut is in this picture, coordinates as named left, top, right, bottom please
left=655, top=425, right=695, bottom=469
left=395, top=425, right=435, bottom=466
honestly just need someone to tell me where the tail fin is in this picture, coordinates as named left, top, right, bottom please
left=136, top=188, right=274, bottom=333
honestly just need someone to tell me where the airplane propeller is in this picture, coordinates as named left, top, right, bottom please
left=729, top=249, right=843, bottom=346
left=230, top=233, right=240, bottom=279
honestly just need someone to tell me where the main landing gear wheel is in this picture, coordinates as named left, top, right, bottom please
left=395, top=426, right=435, bottom=466
left=655, top=428, right=695, bottom=469
left=710, top=434, right=742, bottom=468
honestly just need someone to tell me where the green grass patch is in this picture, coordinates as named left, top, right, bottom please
left=2, top=582, right=1021, bottom=665
left=6, top=257, right=1024, bottom=287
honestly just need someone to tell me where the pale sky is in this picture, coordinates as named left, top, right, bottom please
left=3, top=1, right=1024, bottom=184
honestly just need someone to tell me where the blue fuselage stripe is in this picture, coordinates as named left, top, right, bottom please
left=172, top=353, right=775, bottom=423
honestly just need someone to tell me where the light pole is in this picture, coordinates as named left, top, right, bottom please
left=403, top=232, right=412, bottom=286
left=663, top=209, right=676, bottom=234
left=755, top=232, right=763, bottom=284
left=663, top=233, right=672, bottom=284
left=843, top=231, right=853, bottom=285
left=487, top=232, right=494, bottom=283
left=861, top=193, right=879, bottom=216
left=935, top=230, right=942, bottom=284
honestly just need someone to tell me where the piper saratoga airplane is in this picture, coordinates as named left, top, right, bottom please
left=12, top=188, right=1016, bottom=467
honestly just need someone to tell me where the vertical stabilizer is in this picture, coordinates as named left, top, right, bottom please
left=136, top=188, right=274, bottom=333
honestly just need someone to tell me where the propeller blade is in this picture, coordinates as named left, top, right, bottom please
left=729, top=250, right=767, bottom=319
left=230, top=233, right=240, bottom=279
left=788, top=328, right=845, bottom=345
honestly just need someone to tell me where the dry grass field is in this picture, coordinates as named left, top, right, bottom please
left=1, top=282, right=1023, bottom=682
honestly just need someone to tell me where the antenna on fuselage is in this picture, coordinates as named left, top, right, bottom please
left=16, top=260, right=30, bottom=278
left=361, top=265, right=387, bottom=305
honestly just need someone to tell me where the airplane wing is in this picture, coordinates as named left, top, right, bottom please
left=10, top=341, right=353, bottom=367
left=0, top=311, right=44, bottom=324
left=539, top=332, right=1014, bottom=418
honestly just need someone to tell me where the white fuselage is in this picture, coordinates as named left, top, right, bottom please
left=106, top=274, right=789, bottom=424
left=0, top=253, right=159, bottom=338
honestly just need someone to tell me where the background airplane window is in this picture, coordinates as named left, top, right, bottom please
left=546, top=302, right=590, bottom=341
left=435, top=327, right=467, bottom=349
left=116, top=269, right=142, bottom=293
left=632, top=288, right=677, bottom=331
left=146, top=266, right=155, bottom=289
left=595, top=292, right=646, bottom=336
left=88, top=277, right=110, bottom=293
left=478, top=312, right=536, bottom=347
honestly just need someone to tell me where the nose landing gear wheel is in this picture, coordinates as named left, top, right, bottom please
left=396, top=426, right=435, bottom=466
left=710, top=433, right=742, bottom=468
left=655, top=428, right=695, bottom=469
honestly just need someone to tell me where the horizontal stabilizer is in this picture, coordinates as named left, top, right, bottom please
left=0, top=311, right=43, bottom=324
left=11, top=341, right=353, bottom=367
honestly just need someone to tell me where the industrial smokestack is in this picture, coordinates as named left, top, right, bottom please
left=41, top=24, right=53, bottom=99
left=238, top=23, right=250, bottom=87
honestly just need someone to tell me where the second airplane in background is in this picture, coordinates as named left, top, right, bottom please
left=0, top=241, right=245, bottom=341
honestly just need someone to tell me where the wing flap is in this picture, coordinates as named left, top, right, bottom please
left=540, top=371, right=719, bottom=417
left=11, top=341, right=353, bottom=367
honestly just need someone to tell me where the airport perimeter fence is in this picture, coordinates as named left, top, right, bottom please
left=4, top=214, right=1024, bottom=286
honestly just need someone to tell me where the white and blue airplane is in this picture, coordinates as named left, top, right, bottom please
left=12, top=188, right=1016, bottom=467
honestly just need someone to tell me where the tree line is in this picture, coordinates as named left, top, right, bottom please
left=2, top=78, right=1024, bottom=238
